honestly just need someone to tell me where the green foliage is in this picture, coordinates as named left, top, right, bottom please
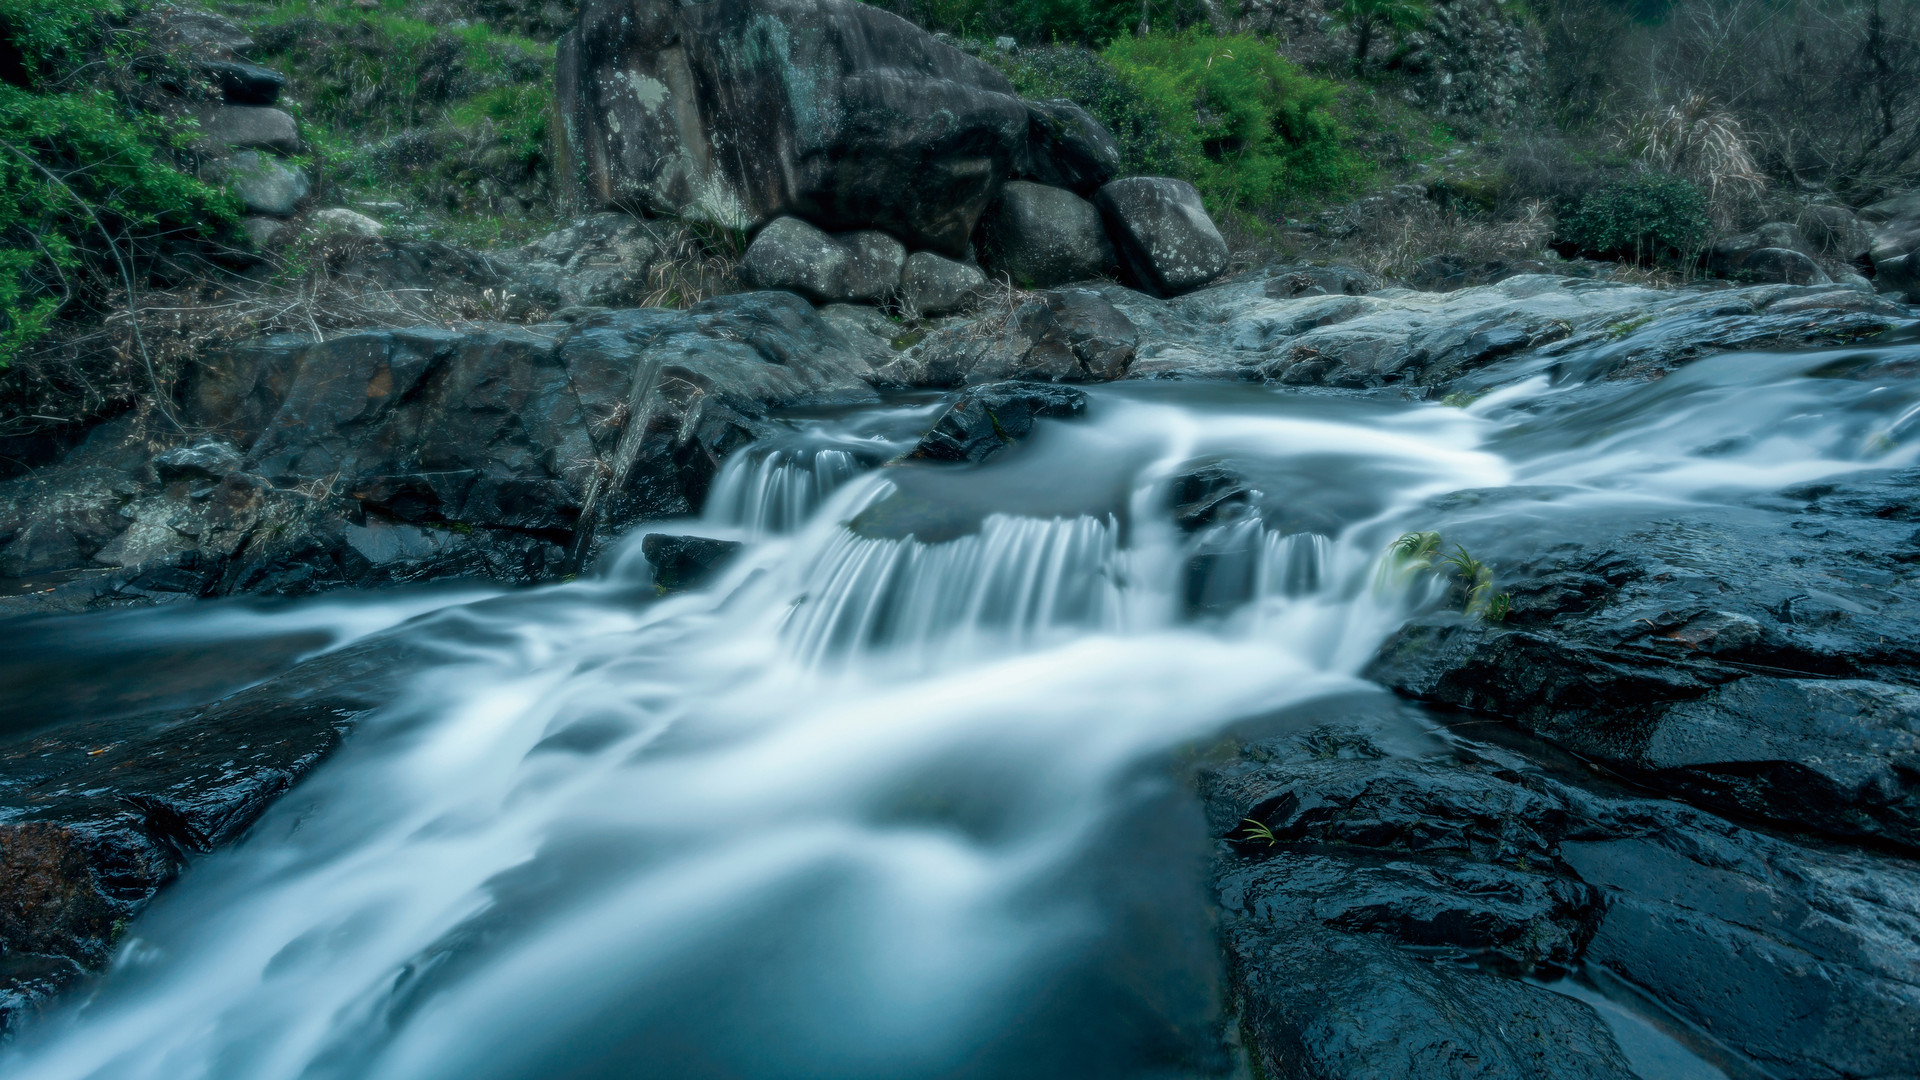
left=1556, top=172, right=1711, bottom=264
left=1381, top=531, right=1506, bottom=620
left=1107, top=32, right=1367, bottom=216
left=1328, top=0, right=1430, bottom=67
left=253, top=1, right=556, bottom=225
left=991, top=45, right=1189, bottom=177
left=992, top=35, right=1367, bottom=219
left=0, top=3, right=239, bottom=370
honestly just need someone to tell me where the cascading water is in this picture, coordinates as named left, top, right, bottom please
left=5, top=332, right=1919, bottom=1080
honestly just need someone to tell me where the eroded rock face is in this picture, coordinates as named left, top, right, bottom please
left=558, top=0, right=1029, bottom=255
left=0, top=294, right=880, bottom=614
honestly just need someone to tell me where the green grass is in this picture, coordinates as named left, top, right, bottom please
left=989, top=33, right=1372, bottom=228
left=0, top=0, right=239, bottom=369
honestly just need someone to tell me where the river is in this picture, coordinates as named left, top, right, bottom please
left=5, top=329, right=1918, bottom=1079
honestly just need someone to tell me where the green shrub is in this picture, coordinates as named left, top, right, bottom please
left=1103, top=32, right=1369, bottom=217
left=1557, top=172, right=1711, bottom=263
left=0, top=0, right=239, bottom=371
left=991, top=45, right=1189, bottom=177
left=252, top=2, right=556, bottom=223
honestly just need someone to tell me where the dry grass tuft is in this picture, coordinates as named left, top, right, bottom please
left=1618, top=95, right=1766, bottom=228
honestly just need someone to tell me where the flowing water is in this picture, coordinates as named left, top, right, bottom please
left=5, top=329, right=1919, bottom=1080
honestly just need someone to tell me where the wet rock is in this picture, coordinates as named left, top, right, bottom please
left=192, top=105, right=300, bottom=155
left=1094, top=178, right=1230, bottom=297
left=1168, top=462, right=1253, bottom=532
left=1015, top=99, right=1122, bottom=196
left=198, top=59, right=286, bottom=105
left=978, top=181, right=1114, bottom=290
left=742, top=217, right=906, bottom=305
left=1262, top=264, right=1378, bottom=299
left=902, top=251, right=987, bottom=317
left=1206, top=711, right=1920, bottom=1080
left=153, top=439, right=244, bottom=483
left=0, top=634, right=427, bottom=1033
left=207, top=151, right=309, bottom=218
left=558, top=0, right=1029, bottom=255
left=1368, top=475, right=1920, bottom=852
left=902, top=381, right=1087, bottom=464
left=151, top=9, right=253, bottom=58
left=642, top=533, right=743, bottom=592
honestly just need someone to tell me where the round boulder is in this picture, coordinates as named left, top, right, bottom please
left=742, top=217, right=907, bottom=305
left=1094, top=177, right=1230, bottom=297
left=1740, top=247, right=1831, bottom=286
left=903, top=252, right=987, bottom=316
left=978, top=181, right=1114, bottom=290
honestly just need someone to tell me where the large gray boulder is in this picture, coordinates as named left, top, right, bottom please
left=1016, top=99, right=1122, bottom=196
left=1094, top=177, right=1230, bottom=297
left=558, top=0, right=1029, bottom=256
left=978, top=181, right=1114, bottom=289
left=741, top=216, right=905, bottom=304
left=1864, top=192, right=1920, bottom=302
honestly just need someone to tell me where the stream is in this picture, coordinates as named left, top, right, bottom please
left=4, top=331, right=1919, bottom=1080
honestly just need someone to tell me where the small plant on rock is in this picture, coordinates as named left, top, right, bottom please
left=1380, top=530, right=1508, bottom=620
left=1236, top=818, right=1279, bottom=846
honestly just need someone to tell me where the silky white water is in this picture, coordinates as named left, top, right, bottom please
left=6, top=336, right=1918, bottom=1080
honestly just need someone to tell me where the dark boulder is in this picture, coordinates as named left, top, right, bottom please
left=742, top=217, right=906, bottom=305
left=1798, top=204, right=1874, bottom=261
left=977, top=181, right=1115, bottom=289
left=558, top=0, right=1029, bottom=256
left=1735, top=246, right=1831, bottom=286
left=1168, top=462, right=1253, bottom=532
left=902, top=381, right=1087, bottom=464
left=642, top=533, right=744, bottom=592
left=901, top=251, right=986, bottom=316
left=1094, top=177, right=1229, bottom=297
left=198, top=59, right=286, bottom=105
left=1368, top=473, right=1920, bottom=853
left=1207, top=708, right=1920, bottom=1080
left=1015, top=99, right=1122, bottom=196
